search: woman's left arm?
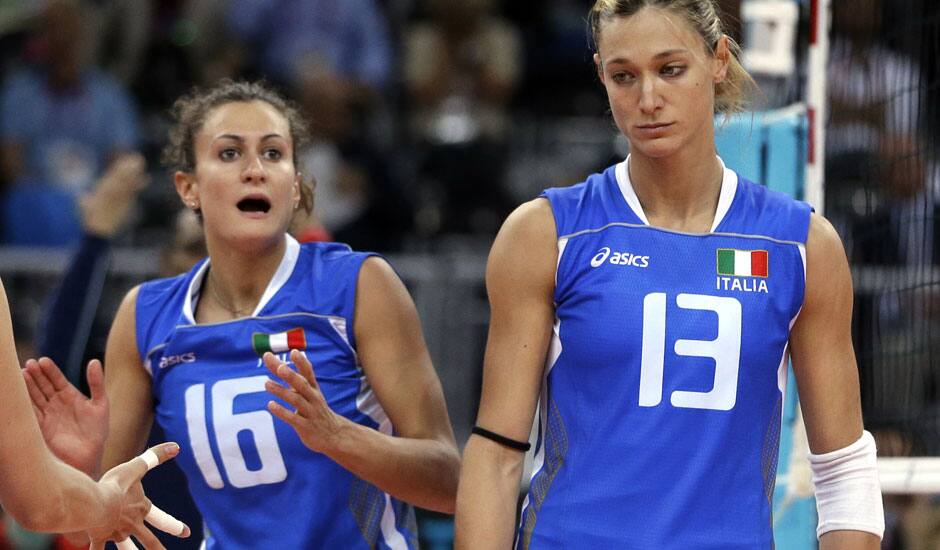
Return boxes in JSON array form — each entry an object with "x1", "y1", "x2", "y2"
[
  {"x1": 265, "y1": 256, "x2": 460, "y2": 513},
  {"x1": 789, "y1": 213, "x2": 882, "y2": 550}
]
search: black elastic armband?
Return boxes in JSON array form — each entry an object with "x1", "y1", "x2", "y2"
[{"x1": 472, "y1": 426, "x2": 531, "y2": 452}]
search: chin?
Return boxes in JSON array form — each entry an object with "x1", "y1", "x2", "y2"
[
  {"x1": 218, "y1": 225, "x2": 287, "y2": 252},
  {"x1": 629, "y1": 138, "x2": 682, "y2": 160}
]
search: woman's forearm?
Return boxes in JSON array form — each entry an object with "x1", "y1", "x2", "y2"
[
  {"x1": 454, "y1": 436, "x2": 525, "y2": 549},
  {"x1": 2, "y1": 450, "x2": 114, "y2": 533},
  {"x1": 325, "y1": 418, "x2": 460, "y2": 513}
]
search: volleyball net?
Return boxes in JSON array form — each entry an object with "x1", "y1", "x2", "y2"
[
  {"x1": 813, "y1": 0, "x2": 940, "y2": 494},
  {"x1": 733, "y1": 0, "x2": 940, "y2": 540}
]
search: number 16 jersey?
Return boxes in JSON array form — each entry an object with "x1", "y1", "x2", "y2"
[
  {"x1": 136, "y1": 236, "x2": 417, "y2": 549},
  {"x1": 518, "y1": 158, "x2": 811, "y2": 549}
]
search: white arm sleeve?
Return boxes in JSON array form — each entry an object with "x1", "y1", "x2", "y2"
[{"x1": 808, "y1": 430, "x2": 885, "y2": 539}]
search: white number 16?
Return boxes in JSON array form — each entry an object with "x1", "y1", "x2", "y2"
[
  {"x1": 184, "y1": 375, "x2": 288, "y2": 489},
  {"x1": 638, "y1": 293, "x2": 742, "y2": 411}
]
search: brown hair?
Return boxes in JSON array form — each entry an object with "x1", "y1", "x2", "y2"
[
  {"x1": 161, "y1": 79, "x2": 314, "y2": 213},
  {"x1": 589, "y1": 0, "x2": 755, "y2": 114}
]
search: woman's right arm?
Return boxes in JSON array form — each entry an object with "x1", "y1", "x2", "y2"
[
  {"x1": 0, "y1": 280, "x2": 174, "y2": 539},
  {"x1": 0, "y1": 278, "x2": 113, "y2": 531},
  {"x1": 454, "y1": 198, "x2": 558, "y2": 549}
]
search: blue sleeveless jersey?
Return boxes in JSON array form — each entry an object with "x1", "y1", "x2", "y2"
[
  {"x1": 136, "y1": 236, "x2": 417, "y2": 549},
  {"x1": 518, "y1": 159, "x2": 811, "y2": 549}
]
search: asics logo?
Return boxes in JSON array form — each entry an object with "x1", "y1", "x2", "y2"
[
  {"x1": 590, "y1": 247, "x2": 650, "y2": 268},
  {"x1": 159, "y1": 352, "x2": 197, "y2": 369}
]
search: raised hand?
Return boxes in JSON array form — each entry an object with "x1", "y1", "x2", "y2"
[
  {"x1": 263, "y1": 350, "x2": 347, "y2": 454},
  {"x1": 22, "y1": 357, "x2": 108, "y2": 474},
  {"x1": 80, "y1": 152, "x2": 148, "y2": 238},
  {"x1": 88, "y1": 442, "x2": 191, "y2": 550}
]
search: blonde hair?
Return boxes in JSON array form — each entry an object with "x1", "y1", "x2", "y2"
[{"x1": 589, "y1": 0, "x2": 756, "y2": 114}]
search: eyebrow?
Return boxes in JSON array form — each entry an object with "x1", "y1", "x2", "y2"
[
  {"x1": 213, "y1": 133, "x2": 285, "y2": 142},
  {"x1": 605, "y1": 49, "x2": 690, "y2": 65}
]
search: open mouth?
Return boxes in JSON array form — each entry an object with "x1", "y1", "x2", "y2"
[{"x1": 237, "y1": 197, "x2": 271, "y2": 213}]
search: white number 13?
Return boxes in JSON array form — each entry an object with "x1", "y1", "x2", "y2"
[{"x1": 638, "y1": 293, "x2": 742, "y2": 411}]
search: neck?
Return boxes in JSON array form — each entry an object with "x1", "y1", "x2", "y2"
[
  {"x1": 628, "y1": 141, "x2": 724, "y2": 233},
  {"x1": 201, "y1": 235, "x2": 288, "y2": 320}
]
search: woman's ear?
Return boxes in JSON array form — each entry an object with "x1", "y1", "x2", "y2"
[
  {"x1": 713, "y1": 35, "x2": 731, "y2": 83},
  {"x1": 175, "y1": 171, "x2": 199, "y2": 210},
  {"x1": 594, "y1": 53, "x2": 606, "y2": 84}
]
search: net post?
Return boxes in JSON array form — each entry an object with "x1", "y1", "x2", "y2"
[{"x1": 805, "y1": 0, "x2": 831, "y2": 214}]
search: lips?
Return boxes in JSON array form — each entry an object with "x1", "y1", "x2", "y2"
[
  {"x1": 236, "y1": 195, "x2": 271, "y2": 214},
  {"x1": 636, "y1": 122, "x2": 673, "y2": 130}
]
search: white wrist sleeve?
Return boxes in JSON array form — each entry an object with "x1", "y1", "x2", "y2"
[{"x1": 808, "y1": 430, "x2": 885, "y2": 540}]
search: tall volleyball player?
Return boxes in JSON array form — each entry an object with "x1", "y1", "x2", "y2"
[
  {"x1": 455, "y1": 1, "x2": 884, "y2": 548},
  {"x1": 25, "y1": 80, "x2": 459, "y2": 549}
]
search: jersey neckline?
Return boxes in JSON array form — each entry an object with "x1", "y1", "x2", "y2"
[
  {"x1": 613, "y1": 155, "x2": 739, "y2": 233},
  {"x1": 182, "y1": 234, "x2": 301, "y2": 324}
]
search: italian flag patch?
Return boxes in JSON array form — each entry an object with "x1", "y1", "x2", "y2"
[
  {"x1": 717, "y1": 249, "x2": 768, "y2": 277},
  {"x1": 252, "y1": 327, "x2": 307, "y2": 356}
]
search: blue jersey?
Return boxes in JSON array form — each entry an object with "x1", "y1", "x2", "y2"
[
  {"x1": 136, "y1": 236, "x2": 417, "y2": 549},
  {"x1": 518, "y1": 159, "x2": 811, "y2": 549}
]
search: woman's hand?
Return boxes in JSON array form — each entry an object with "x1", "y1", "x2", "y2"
[
  {"x1": 88, "y1": 442, "x2": 191, "y2": 550},
  {"x1": 263, "y1": 350, "x2": 347, "y2": 454},
  {"x1": 23, "y1": 357, "x2": 108, "y2": 474}
]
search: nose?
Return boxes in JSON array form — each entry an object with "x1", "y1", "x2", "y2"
[
  {"x1": 638, "y1": 75, "x2": 662, "y2": 115},
  {"x1": 241, "y1": 153, "x2": 266, "y2": 184}
]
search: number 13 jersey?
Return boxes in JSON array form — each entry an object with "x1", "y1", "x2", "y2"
[
  {"x1": 518, "y1": 158, "x2": 811, "y2": 549},
  {"x1": 136, "y1": 236, "x2": 417, "y2": 549}
]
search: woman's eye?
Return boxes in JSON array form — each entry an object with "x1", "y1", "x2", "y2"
[
  {"x1": 662, "y1": 65, "x2": 685, "y2": 77},
  {"x1": 263, "y1": 149, "x2": 283, "y2": 161},
  {"x1": 612, "y1": 72, "x2": 633, "y2": 84},
  {"x1": 219, "y1": 148, "x2": 239, "y2": 160}
]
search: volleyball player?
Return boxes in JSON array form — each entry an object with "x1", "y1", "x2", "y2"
[
  {"x1": 25, "y1": 80, "x2": 459, "y2": 548},
  {"x1": 455, "y1": 1, "x2": 883, "y2": 548},
  {"x1": 0, "y1": 279, "x2": 187, "y2": 548}
]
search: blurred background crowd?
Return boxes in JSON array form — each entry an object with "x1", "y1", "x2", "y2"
[{"x1": 0, "y1": 0, "x2": 939, "y2": 548}]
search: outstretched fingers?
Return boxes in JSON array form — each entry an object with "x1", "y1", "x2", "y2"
[
  {"x1": 262, "y1": 351, "x2": 318, "y2": 403},
  {"x1": 267, "y1": 400, "x2": 312, "y2": 436},
  {"x1": 264, "y1": 376, "x2": 306, "y2": 412},
  {"x1": 24, "y1": 359, "x2": 57, "y2": 401},
  {"x1": 145, "y1": 504, "x2": 191, "y2": 538},
  {"x1": 85, "y1": 359, "x2": 107, "y2": 403},
  {"x1": 132, "y1": 524, "x2": 168, "y2": 549},
  {"x1": 36, "y1": 356, "x2": 72, "y2": 391},
  {"x1": 22, "y1": 367, "x2": 49, "y2": 409},
  {"x1": 261, "y1": 352, "x2": 283, "y2": 378},
  {"x1": 124, "y1": 442, "x2": 182, "y2": 482},
  {"x1": 291, "y1": 349, "x2": 318, "y2": 388}
]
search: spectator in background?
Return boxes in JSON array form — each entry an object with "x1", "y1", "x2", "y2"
[
  {"x1": 293, "y1": 82, "x2": 414, "y2": 252},
  {"x1": 825, "y1": 0, "x2": 923, "y2": 237},
  {"x1": 86, "y1": 0, "x2": 153, "y2": 86},
  {"x1": 224, "y1": 0, "x2": 412, "y2": 251},
  {"x1": 0, "y1": 0, "x2": 139, "y2": 246},
  {"x1": 825, "y1": 0, "x2": 935, "y2": 416},
  {"x1": 37, "y1": 153, "x2": 148, "y2": 385},
  {"x1": 225, "y1": 0, "x2": 392, "y2": 112},
  {"x1": 404, "y1": 0, "x2": 522, "y2": 236}
]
